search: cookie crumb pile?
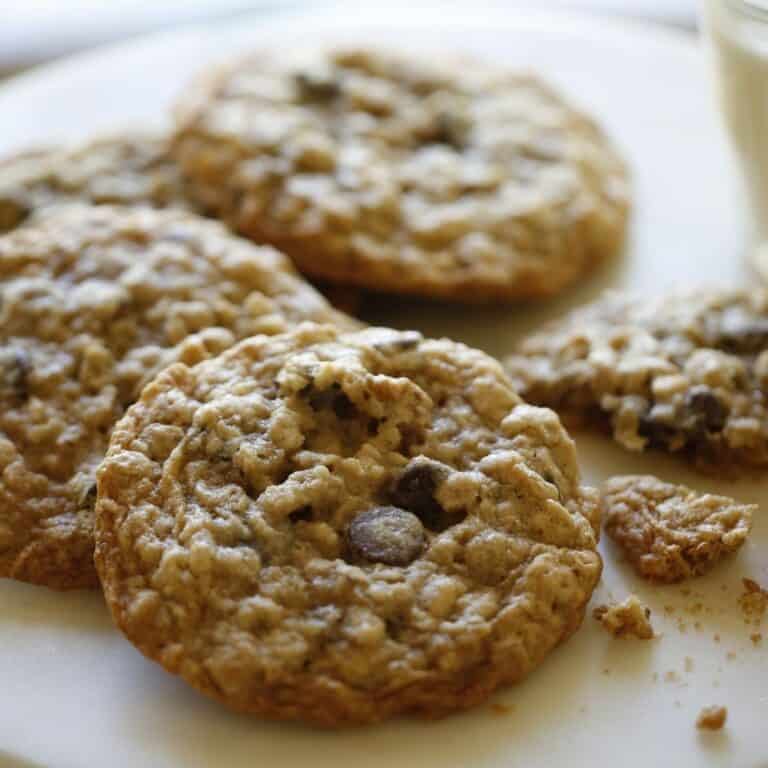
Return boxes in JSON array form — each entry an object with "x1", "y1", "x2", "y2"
[
  {"x1": 96, "y1": 324, "x2": 602, "y2": 725},
  {"x1": 593, "y1": 595, "x2": 654, "y2": 639},
  {"x1": 600, "y1": 475, "x2": 753, "y2": 583}
]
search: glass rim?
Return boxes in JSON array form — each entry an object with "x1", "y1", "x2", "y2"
[{"x1": 727, "y1": 0, "x2": 768, "y2": 22}]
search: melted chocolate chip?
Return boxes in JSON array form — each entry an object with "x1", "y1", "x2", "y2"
[
  {"x1": 638, "y1": 413, "x2": 677, "y2": 448},
  {"x1": 289, "y1": 505, "x2": 313, "y2": 523},
  {"x1": 78, "y1": 483, "x2": 98, "y2": 510},
  {"x1": 346, "y1": 506, "x2": 425, "y2": 566},
  {"x1": 3, "y1": 348, "x2": 31, "y2": 402},
  {"x1": 391, "y1": 458, "x2": 465, "y2": 532},
  {"x1": 294, "y1": 71, "x2": 341, "y2": 101},
  {"x1": 306, "y1": 385, "x2": 359, "y2": 420},
  {"x1": 686, "y1": 386, "x2": 727, "y2": 432},
  {"x1": 398, "y1": 424, "x2": 425, "y2": 454},
  {"x1": 0, "y1": 198, "x2": 30, "y2": 233},
  {"x1": 430, "y1": 111, "x2": 468, "y2": 149}
]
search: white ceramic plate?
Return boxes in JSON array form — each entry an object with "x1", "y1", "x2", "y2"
[{"x1": 0, "y1": 7, "x2": 765, "y2": 768}]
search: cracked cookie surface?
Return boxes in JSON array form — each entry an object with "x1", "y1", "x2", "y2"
[
  {"x1": 95, "y1": 323, "x2": 602, "y2": 725},
  {"x1": 172, "y1": 47, "x2": 629, "y2": 302},
  {"x1": 506, "y1": 289, "x2": 768, "y2": 471},
  {"x1": 0, "y1": 134, "x2": 190, "y2": 233},
  {"x1": 0, "y1": 204, "x2": 356, "y2": 589},
  {"x1": 601, "y1": 475, "x2": 753, "y2": 583}
]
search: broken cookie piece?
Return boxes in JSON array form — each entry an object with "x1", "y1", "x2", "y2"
[
  {"x1": 696, "y1": 705, "x2": 727, "y2": 731},
  {"x1": 505, "y1": 289, "x2": 768, "y2": 471},
  {"x1": 601, "y1": 475, "x2": 754, "y2": 583},
  {"x1": 593, "y1": 594, "x2": 655, "y2": 639}
]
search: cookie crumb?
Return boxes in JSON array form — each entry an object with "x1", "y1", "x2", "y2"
[
  {"x1": 665, "y1": 670, "x2": 680, "y2": 683},
  {"x1": 684, "y1": 656, "x2": 695, "y2": 673},
  {"x1": 593, "y1": 595, "x2": 655, "y2": 639},
  {"x1": 600, "y1": 476, "x2": 754, "y2": 583},
  {"x1": 713, "y1": 633, "x2": 721, "y2": 643},
  {"x1": 726, "y1": 651, "x2": 737, "y2": 661},
  {"x1": 696, "y1": 705, "x2": 727, "y2": 731},
  {"x1": 738, "y1": 578, "x2": 768, "y2": 625},
  {"x1": 750, "y1": 632, "x2": 762, "y2": 646}
]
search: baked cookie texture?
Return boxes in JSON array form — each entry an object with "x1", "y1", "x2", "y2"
[
  {"x1": 506, "y1": 289, "x2": 768, "y2": 471},
  {"x1": 0, "y1": 205, "x2": 357, "y2": 590},
  {"x1": 172, "y1": 47, "x2": 629, "y2": 302},
  {"x1": 601, "y1": 475, "x2": 753, "y2": 584},
  {"x1": 96, "y1": 323, "x2": 602, "y2": 726},
  {"x1": 0, "y1": 134, "x2": 189, "y2": 233},
  {"x1": 0, "y1": 133, "x2": 363, "y2": 317}
]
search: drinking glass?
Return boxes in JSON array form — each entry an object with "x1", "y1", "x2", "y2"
[{"x1": 702, "y1": 0, "x2": 768, "y2": 277}]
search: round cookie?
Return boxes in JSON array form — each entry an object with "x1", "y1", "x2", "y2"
[
  {"x1": 505, "y1": 289, "x2": 768, "y2": 471},
  {"x1": 95, "y1": 323, "x2": 602, "y2": 726},
  {"x1": 0, "y1": 133, "x2": 364, "y2": 317},
  {"x1": 0, "y1": 134, "x2": 189, "y2": 233},
  {"x1": 172, "y1": 47, "x2": 630, "y2": 302},
  {"x1": 0, "y1": 204, "x2": 357, "y2": 590}
]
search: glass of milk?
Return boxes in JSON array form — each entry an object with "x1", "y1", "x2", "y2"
[{"x1": 702, "y1": 0, "x2": 768, "y2": 277}]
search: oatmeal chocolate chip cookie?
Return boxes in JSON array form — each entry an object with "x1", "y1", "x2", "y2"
[
  {"x1": 172, "y1": 47, "x2": 629, "y2": 302},
  {"x1": 506, "y1": 289, "x2": 768, "y2": 470},
  {"x1": 0, "y1": 134, "x2": 190, "y2": 233},
  {"x1": 601, "y1": 475, "x2": 754, "y2": 583},
  {"x1": 95, "y1": 323, "x2": 602, "y2": 726},
  {"x1": 0, "y1": 205, "x2": 357, "y2": 590},
  {"x1": 0, "y1": 134, "x2": 364, "y2": 317}
]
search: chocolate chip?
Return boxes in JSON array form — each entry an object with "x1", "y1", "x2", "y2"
[
  {"x1": 367, "y1": 417, "x2": 381, "y2": 435},
  {"x1": 78, "y1": 483, "x2": 98, "y2": 509},
  {"x1": 346, "y1": 506, "x2": 425, "y2": 566},
  {"x1": 637, "y1": 413, "x2": 677, "y2": 448},
  {"x1": 398, "y1": 424, "x2": 425, "y2": 454},
  {"x1": 0, "y1": 197, "x2": 31, "y2": 233},
  {"x1": 2, "y1": 348, "x2": 31, "y2": 402},
  {"x1": 391, "y1": 457, "x2": 465, "y2": 532},
  {"x1": 430, "y1": 111, "x2": 469, "y2": 148},
  {"x1": 331, "y1": 392, "x2": 357, "y2": 419},
  {"x1": 289, "y1": 505, "x2": 313, "y2": 523},
  {"x1": 686, "y1": 386, "x2": 727, "y2": 432},
  {"x1": 306, "y1": 385, "x2": 358, "y2": 420},
  {"x1": 714, "y1": 308, "x2": 768, "y2": 355},
  {"x1": 294, "y1": 71, "x2": 341, "y2": 101}
]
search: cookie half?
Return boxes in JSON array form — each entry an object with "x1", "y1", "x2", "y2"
[
  {"x1": 172, "y1": 47, "x2": 630, "y2": 302},
  {"x1": 506, "y1": 289, "x2": 768, "y2": 471},
  {"x1": 0, "y1": 134, "x2": 189, "y2": 233},
  {"x1": 96, "y1": 323, "x2": 602, "y2": 725},
  {"x1": 0, "y1": 205, "x2": 357, "y2": 589},
  {"x1": 601, "y1": 475, "x2": 754, "y2": 583}
]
